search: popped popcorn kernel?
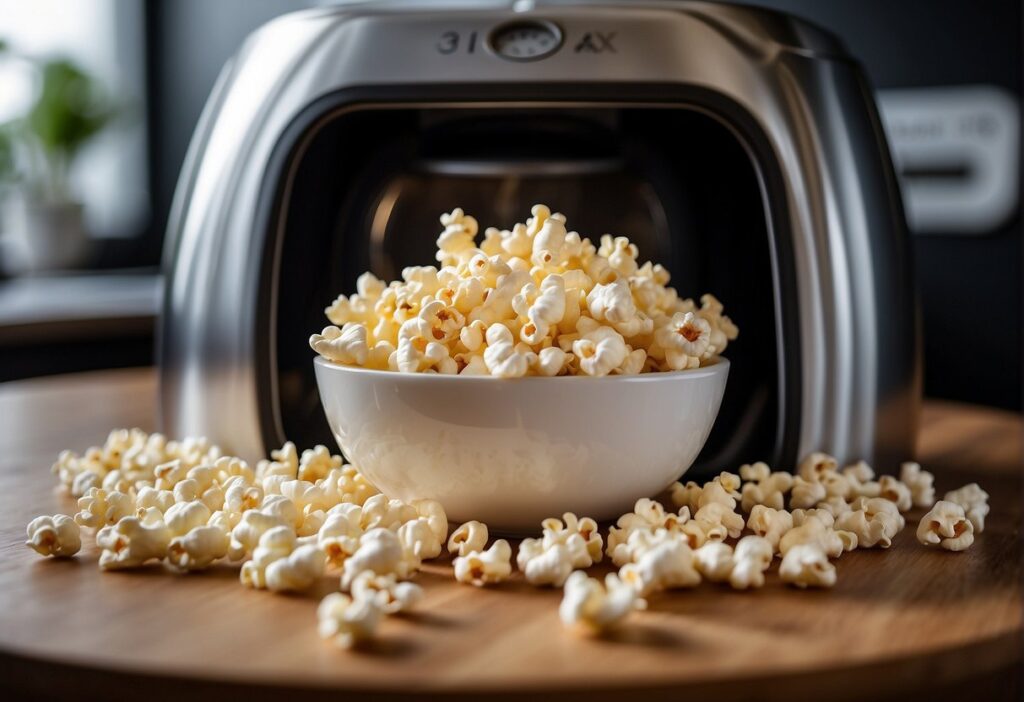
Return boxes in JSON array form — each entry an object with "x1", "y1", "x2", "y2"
[
  {"x1": 943, "y1": 483, "x2": 989, "y2": 533},
  {"x1": 729, "y1": 535, "x2": 773, "y2": 590},
  {"x1": 693, "y1": 542, "x2": 734, "y2": 583},
  {"x1": 835, "y1": 497, "x2": 904, "y2": 549},
  {"x1": 351, "y1": 571, "x2": 423, "y2": 614},
  {"x1": 318, "y1": 592, "x2": 382, "y2": 649},
  {"x1": 779, "y1": 543, "x2": 837, "y2": 588},
  {"x1": 447, "y1": 520, "x2": 488, "y2": 557},
  {"x1": 453, "y1": 539, "x2": 512, "y2": 586},
  {"x1": 619, "y1": 538, "x2": 700, "y2": 596},
  {"x1": 917, "y1": 500, "x2": 975, "y2": 551},
  {"x1": 26, "y1": 514, "x2": 81, "y2": 558},
  {"x1": 899, "y1": 462, "x2": 936, "y2": 509},
  {"x1": 560, "y1": 571, "x2": 646, "y2": 635}
]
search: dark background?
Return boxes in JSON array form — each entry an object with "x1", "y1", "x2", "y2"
[{"x1": 4, "y1": 0, "x2": 1022, "y2": 411}]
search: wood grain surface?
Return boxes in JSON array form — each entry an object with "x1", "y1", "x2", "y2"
[{"x1": 0, "y1": 369, "x2": 1020, "y2": 702}]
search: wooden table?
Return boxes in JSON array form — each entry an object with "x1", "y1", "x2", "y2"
[{"x1": 0, "y1": 369, "x2": 1020, "y2": 701}]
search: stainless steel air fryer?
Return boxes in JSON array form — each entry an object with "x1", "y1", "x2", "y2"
[{"x1": 160, "y1": 0, "x2": 921, "y2": 474}]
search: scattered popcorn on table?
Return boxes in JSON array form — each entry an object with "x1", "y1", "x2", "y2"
[
  {"x1": 96, "y1": 516, "x2": 171, "y2": 570},
  {"x1": 943, "y1": 483, "x2": 989, "y2": 533},
  {"x1": 899, "y1": 462, "x2": 936, "y2": 509},
  {"x1": 167, "y1": 525, "x2": 230, "y2": 572},
  {"x1": 779, "y1": 515, "x2": 857, "y2": 559},
  {"x1": 878, "y1": 475, "x2": 913, "y2": 512},
  {"x1": 447, "y1": 520, "x2": 488, "y2": 557},
  {"x1": 560, "y1": 571, "x2": 647, "y2": 635},
  {"x1": 351, "y1": 571, "x2": 424, "y2": 614},
  {"x1": 834, "y1": 497, "x2": 905, "y2": 549},
  {"x1": 310, "y1": 205, "x2": 737, "y2": 377},
  {"x1": 318, "y1": 592, "x2": 382, "y2": 649},
  {"x1": 746, "y1": 505, "x2": 794, "y2": 552},
  {"x1": 26, "y1": 514, "x2": 81, "y2": 558},
  {"x1": 619, "y1": 538, "x2": 700, "y2": 596},
  {"x1": 23, "y1": 427, "x2": 996, "y2": 651},
  {"x1": 739, "y1": 461, "x2": 793, "y2": 512},
  {"x1": 341, "y1": 528, "x2": 411, "y2": 590},
  {"x1": 454, "y1": 539, "x2": 512, "y2": 586},
  {"x1": 779, "y1": 543, "x2": 837, "y2": 588},
  {"x1": 917, "y1": 501, "x2": 975, "y2": 551},
  {"x1": 693, "y1": 542, "x2": 734, "y2": 583},
  {"x1": 729, "y1": 535, "x2": 773, "y2": 590}
]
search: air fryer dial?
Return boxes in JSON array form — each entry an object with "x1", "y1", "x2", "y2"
[{"x1": 488, "y1": 20, "x2": 563, "y2": 61}]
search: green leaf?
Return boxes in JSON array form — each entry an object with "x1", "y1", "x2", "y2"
[{"x1": 26, "y1": 58, "x2": 115, "y2": 160}]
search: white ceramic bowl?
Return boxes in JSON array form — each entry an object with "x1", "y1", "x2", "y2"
[{"x1": 314, "y1": 356, "x2": 729, "y2": 533}]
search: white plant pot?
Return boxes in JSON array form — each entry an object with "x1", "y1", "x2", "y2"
[{"x1": 1, "y1": 194, "x2": 89, "y2": 275}]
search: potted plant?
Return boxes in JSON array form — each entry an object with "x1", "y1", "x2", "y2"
[{"x1": 0, "y1": 43, "x2": 116, "y2": 275}]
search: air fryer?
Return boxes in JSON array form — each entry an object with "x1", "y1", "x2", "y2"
[{"x1": 161, "y1": 2, "x2": 920, "y2": 475}]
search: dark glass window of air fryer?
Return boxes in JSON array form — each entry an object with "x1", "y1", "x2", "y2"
[{"x1": 274, "y1": 106, "x2": 779, "y2": 478}]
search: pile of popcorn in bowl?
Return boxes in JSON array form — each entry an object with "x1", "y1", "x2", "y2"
[{"x1": 309, "y1": 204, "x2": 737, "y2": 377}]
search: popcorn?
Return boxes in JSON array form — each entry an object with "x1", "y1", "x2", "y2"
[
  {"x1": 729, "y1": 535, "x2": 773, "y2": 590},
  {"x1": 360, "y1": 495, "x2": 419, "y2": 532},
  {"x1": 669, "y1": 480, "x2": 703, "y2": 513},
  {"x1": 167, "y1": 525, "x2": 230, "y2": 572},
  {"x1": 619, "y1": 539, "x2": 700, "y2": 596},
  {"x1": 96, "y1": 517, "x2": 172, "y2": 570},
  {"x1": 790, "y1": 476, "x2": 827, "y2": 509},
  {"x1": 739, "y1": 461, "x2": 793, "y2": 512},
  {"x1": 310, "y1": 206, "x2": 736, "y2": 376},
  {"x1": 943, "y1": 483, "x2": 989, "y2": 533},
  {"x1": 693, "y1": 542, "x2": 734, "y2": 583},
  {"x1": 398, "y1": 517, "x2": 443, "y2": 561},
  {"x1": 540, "y1": 513, "x2": 603, "y2": 566},
  {"x1": 318, "y1": 506, "x2": 363, "y2": 569},
  {"x1": 779, "y1": 515, "x2": 857, "y2": 558},
  {"x1": 746, "y1": 505, "x2": 794, "y2": 552},
  {"x1": 797, "y1": 452, "x2": 838, "y2": 482},
  {"x1": 692, "y1": 502, "x2": 744, "y2": 540},
  {"x1": 229, "y1": 507, "x2": 289, "y2": 561},
  {"x1": 779, "y1": 543, "x2": 836, "y2": 588},
  {"x1": 654, "y1": 311, "x2": 710, "y2": 370},
  {"x1": 560, "y1": 571, "x2": 646, "y2": 635},
  {"x1": 26, "y1": 514, "x2": 81, "y2": 557},
  {"x1": 878, "y1": 475, "x2": 913, "y2": 512},
  {"x1": 298, "y1": 445, "x2": 342, "y2": 482},
  {"x1": 483, "y1": 323, "x2": 534, "y2": 378},
  {"x1": 257, "y1": 442, "x2": 299, "y2": 481},
  {"x1": 29, "y1": 428, "x2": 995, "y2": 655},
  {"x1": 453, "y1": 539, "x2": 512, "y2": 586},
  {"x1": 411, "y1": 499, "x2": 448, "y2": 545},
  {"x1": 265, "y1": 544, "x2": 326, "y2": 592},
  {"x1": 899, "y1": 462, "x2": 936, "y2": 509},
  {"x1": 607, "y1": 499, "x2": 692, "y2": 560},
  {"x1": 517, "y1": 540, "x2": 575, "y2": 587},
  {"x1": 447, "y1": 520, "x2": 488, "y2": 557},
  {"x1": 350, "y1": 571, "x2": 423, "y2": 614},
  {"x1": 240, "y1": 525, "x2": 297, "y2": 589},
  {"x1": 318, "y1": 592, "x2": 382, "y2": 649},
  {"x1": 842, "y1": 461, "x2": 881, "y2": 498},
  {"x1": 572, "y1": 323, "x2": 628, "y2": 377},
  {"x1": 75, "y1": 488, "x2": 134, "y2": 529},
  {"x1": 835, "y1": 498, "x2": 905, "y2": 548},
  {"x1": 341, "y1": 528, "x2": 410, "y2": 590},
  {"x1": 917, "y1": 500, "x2": 975, "y2": 551}
]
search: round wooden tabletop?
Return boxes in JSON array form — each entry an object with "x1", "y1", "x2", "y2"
[{"x1": 0, "y1": 369, "x2": 1020, "y2": 701}]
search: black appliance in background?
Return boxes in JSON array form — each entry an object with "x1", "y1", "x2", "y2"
[{"x1": 744, "y1": 0, "x2": 1022, "y2": 410}]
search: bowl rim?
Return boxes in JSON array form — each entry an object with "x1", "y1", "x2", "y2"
[{"x1": 313, "y1": 354, "x2": 729, "y2": 384}]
